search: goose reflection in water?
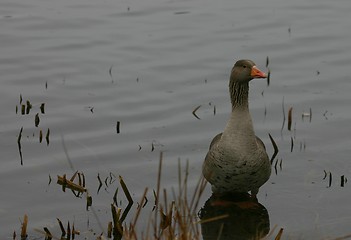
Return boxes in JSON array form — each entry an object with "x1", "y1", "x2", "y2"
[{"x1": 199, "y1": 192, "x2": 270, "y2": 240}]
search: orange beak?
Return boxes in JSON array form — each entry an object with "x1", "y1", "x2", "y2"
[{"x1": 251, "y1": 66, "x2": 267, "y2": 78}]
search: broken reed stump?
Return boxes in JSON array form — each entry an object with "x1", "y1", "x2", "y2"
[
  {"x1": 109, "y1": 204, "x2": 123, "y2": 239},
  {"x1": 20, "y1": 214, "x2": 28, "y2": 240},
  {"x1": 57, "y1": 174, "x2": 87, "y2": 193}
]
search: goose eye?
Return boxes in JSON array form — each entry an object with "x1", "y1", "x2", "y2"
[{"x1": 242, "y1": 65, "x2": 247, "y2": 69}]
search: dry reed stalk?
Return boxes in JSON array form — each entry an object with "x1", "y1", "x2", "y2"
[
  {"x1": 119, "y1": 175, "x2": 133, "y2": 204},
  {"x1": 274, "y1": 228, "x2": 284, "y2": 240},
  {"x1": 20, "y1": 214, "x2": 28, "y2": 240},
  {"x1": 111, "y1": 204, "x2": 123, "y2": 238},
  {"x1": 132, "y1": 188, "x2": 149, "y2": 227}
]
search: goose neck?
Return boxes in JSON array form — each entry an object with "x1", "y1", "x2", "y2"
[{"x1": 230, "y1": 81, "x2": 249, "y2": 110}]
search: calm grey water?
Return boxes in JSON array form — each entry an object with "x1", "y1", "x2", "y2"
[{"x1": 1, "y1": 0, "x2": 351, "y2": 238}]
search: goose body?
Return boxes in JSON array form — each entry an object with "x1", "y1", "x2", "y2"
[{"x1": 202, "y1": 59, "x2": 271, "y2": 195}]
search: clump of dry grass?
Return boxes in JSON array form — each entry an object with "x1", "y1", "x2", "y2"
[
  {"x1": 15, "y1": 150, "x2": 290, "y2": 240},
  {"x1": 14, "y1": 151, "x2": 309, "y2": 240},
  {"x1": 114, "y1": 152, "x2": 207, "y2": 240},
  {"x1": 15, "y1": 151, "x2": 285, "y2": 240}
]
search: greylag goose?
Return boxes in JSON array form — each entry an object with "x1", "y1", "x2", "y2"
[{"x1": 202, "y1": 59, "x2": 271, "y2": 196}]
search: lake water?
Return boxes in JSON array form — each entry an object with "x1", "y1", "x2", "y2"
[{"x1": 1, "y1": 0, "x2": 351, "y2": 239}]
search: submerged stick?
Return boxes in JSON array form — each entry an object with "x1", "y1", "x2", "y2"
[
  {"x1": 40, "y1": 103, "x2": 45, "y2": 114},
  {"x1": 309, "y1": 107, "x2": 312, "y2": 122},
  {"x1": 39, "y1": 130, "x2": 43, "y2": 143},
  {"x1": 109, "y1": 65, "x2": 114, "y2": 83},
  {"x1": 26, "y1": 101, "x2": 32, "y2": 114},
  {"x1": 57, "y1": 218, "x2": 66, "y2": 237},
  {"x1": 35, "y1": 113, "x2": 40, "y2": 127},
  {"x1": 113, "y1": 188, "x2": 118, "y2": 206},
  {"x1": 281, "y1": 97, "x2": 286, "y2": 132},
  {"x1": 45, "y1": 128, "x2": 50, "y2": 145},
  {"x1": 66, "y1": 221, "x2": 71, "y2": 240},
  {"x1": 274, "y1": 159, "x2": 279, "y2": 175},
  {"x1": 279, "y1": 159, "x2": 283, "y2": 170},
  {"x1": 341, "y1": 175, "x2": 346, "y2": 187},
  {"x1": 288, "y1": 107, "x2": 293, "y2": 131},
  {"x1": 266, "y1": 56, "x2": 271, "y2": 86},
  {"x1": 192, "y1": 105, "x2": 201, "y2": 120},
  {"x1": 21, "y1": 104, "x2": 25, "y2": 115},
  {"x1": 268, "y1": 133, "x2": 279, "y2": 164},
  {"x1": 86, "y1": 193, "x2": 92, "y2": 210},
  {"x1": 17, "y1": 127, "x2": 23, "y2": 165},
  {"x1": 97, "y1": 174, "x2": 103, "y2": 194},
  {"x1": 323, "y1": 170, "x2": 328, "y2": 180},
  {"x1": 44, "y1": 227, "x2": 52, "y2": 239},
  {"x1": 116, "y1": 121, "x2": 120, "y2": 134}
]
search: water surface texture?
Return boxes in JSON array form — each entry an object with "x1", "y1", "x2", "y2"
[{"x1": 1, "y1": 0, "x2": 351, "y2": 238}]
